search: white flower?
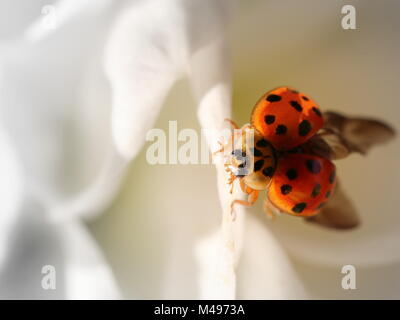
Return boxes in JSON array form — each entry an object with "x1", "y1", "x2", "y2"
[
  {"x1": 0, "y1": 0, "x2": 120, "y2": 299},
  {"x1": 0, "y1": 0, "x2": 399, "y2": 299}
]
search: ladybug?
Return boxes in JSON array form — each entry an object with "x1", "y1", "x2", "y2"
[
  {"x1": 216, "y1": 87, "x2": 337, "y2": 219},
  {"x1": 216, "y1": 86, "x2": 394, "y2": 227}
]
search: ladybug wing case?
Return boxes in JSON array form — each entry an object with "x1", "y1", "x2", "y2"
[
  {"x1": 267, "y1": 153, "x2": 336, "y2": 217},
  {"x1": 251, "y1": 86, "x2": 324, "y2": 151}
]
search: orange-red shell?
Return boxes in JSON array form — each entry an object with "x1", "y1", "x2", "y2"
[
  {"x1": 251, "y1": 86, "x2": 324, "y2": 151},
  {"x1": 267, "y1": 153, "x2": 336, "y2": 217}
]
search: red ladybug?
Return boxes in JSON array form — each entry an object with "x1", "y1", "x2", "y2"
[{"x1": 217, "y1": 86, "x2": 394, "y2": 227}]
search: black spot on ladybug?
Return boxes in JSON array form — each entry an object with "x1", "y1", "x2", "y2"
[
  {"x1": 262, "y1": 166, "x2": 274, "y2": 177},
  {"x1": 325, "y1": 190, "x2": 331, "y2": 198},
  {"x1": 264, "y1": 115, "x2": 275, "y2": 125},
  {"x1": 254, "y1": 159, "x2": 264, "y2": 171},
  {"x1": 286, "y1": 168, "x2": 298, "y2": 180},
  {"x1": 251, "y1": 147, "x2": 263, "y2": 157},
  {"x1": 281, "y1": 184, "x2": 292, "y2": 195},
  {"x1": 292, "y1": 202, "x2": 307, "y2": 213},
  {"x1": 256, "y1": 139, "x2": 269, "y2": 148},
  {"x1": 317, "y1": 202, "x2": 326, "y2": 209},
  {"x1": 298, "y1": 120, "x2": 312, "y2": 136},
  {"x1": 311, "y1": 183, "x2": 321, "y2": 198},
  {"x1": 312, "y1": 106, "x2": 322, "y2": 117},
  {"x1": 305, "y1": 159, "x2": 322, "y2": 174},
  {"x1": 329, "y1": 170, "x2": 336, "y2": 183},
  {"x1": 266, "y1": 94, "x2": 281, "y2": 102},
  {"x1": 301, "y1": 96, "x2": 309, "y2": 101},
  {"x1": 275, "y1": 124, "x2": 287, "y2": 135},
  {"x1": 290, "y1": 100, "x2": 303, "y2": 112}
]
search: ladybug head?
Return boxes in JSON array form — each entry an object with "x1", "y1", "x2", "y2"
[{"x1": 224, "y1": 130, "x2": 277, "y2": 190}]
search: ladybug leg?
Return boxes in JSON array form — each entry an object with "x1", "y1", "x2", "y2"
[
  {"x1": 231, "y1": 176, "x2": 251, "y2": 198},
  {"x1": 212, "y1": 121, "x2": 237, "y2": 156},
  {"x1": 239, "y1": 178, "x2": 248, "y2": 194},
  {"x1": 213, "y1": 138, "x2": 236, "y2": 156},
  {"x1": 213, "y1": 122, "x2": 253, "y2": 156},
  {"x1": 212, "y1": 130, "x2": 238, "y2": 156},
  {"x1": 212, "y1": 140, "x2": 225, "y2": 156},
  {"x1": 224, "y1": 118, "x2": 254, "y2": 132},
  {"x1": 227, "y1": 172, "x2": 237, "y2": 194},
  {"x1": 230, "y1": 189, "x2": 259, "y2": 220},
  {"x1": 224, "y1": 120, "x2": 251, "y2": 150},
  {"x1": 241, "y1": 124, "x2": 253, "y2": 132},
  {"x1": 263, "y1": 197, "x2": 278, "y2": 220},
  {"x1": 224, "y1": 118, "x2": 240, "y2": 129}
]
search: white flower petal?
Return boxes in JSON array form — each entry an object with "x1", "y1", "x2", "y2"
[
  {"x1": 237, "y1": 213, "x2": 307, "y2": 299},
  {"x1": 0, "y1": 0, "x2": 47, "y2": 42},
  {"x1": 184, "y1": 1, "x2": 247, "y2": 299},
  {"x1": 0, "y1": 1, "x2": 122, "y2": 299},
  {"x1": 61, "y1": 221, "x2": 120, "y2": 299},
  {"x1": 25, "y1": 0, "x2": 113, "y2": 42},
  {"x1": 105, "y1": 0, "x2": 186, "y2": 160},
  {"x1": 0, "y1": 2, "x2": 125, "y2": 221},
  {"x1": 189, "y1": 37, "x2": 239, "y2": 300},
  {"x1": 105, "y1": 0, "x2": 237, "y2": 160},
  {"x1": 0, "y1": 200, "x2": 119, "y2": 299},
  {"x1": 267, "y1": 215, "x2": 400, "y2": 268}
]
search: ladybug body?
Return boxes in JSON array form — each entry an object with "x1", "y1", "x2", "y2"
[
  {"x1": 221, "y1": 86, "x2": 336, "y2": 217},
  {"x1": 267, "y1": 153, "x2": 336, "y2": 217}
]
